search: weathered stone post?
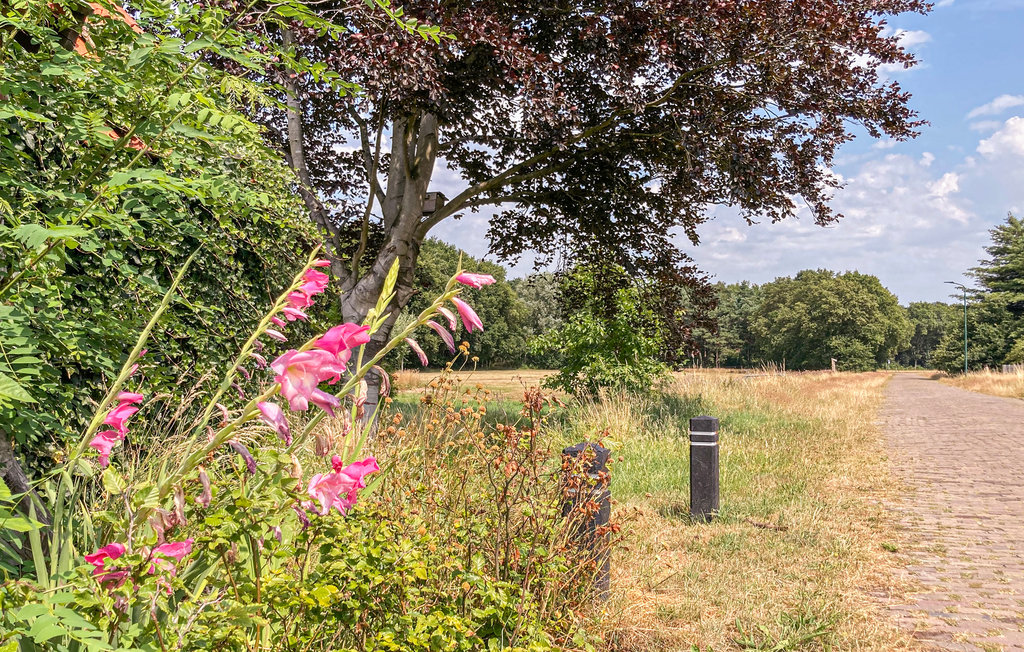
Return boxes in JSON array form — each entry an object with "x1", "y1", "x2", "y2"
[{"x1": 561, "y1": 441, "x2": 611, "y2": 599}]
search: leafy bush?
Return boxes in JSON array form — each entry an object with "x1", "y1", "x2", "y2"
[{"x1": 0, "y1": 256, "x2": 604, "y2": 651}]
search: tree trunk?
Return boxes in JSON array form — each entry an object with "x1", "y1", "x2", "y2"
[{"x1": 0, "y1": 427, "x2": 32, "y2": 497}]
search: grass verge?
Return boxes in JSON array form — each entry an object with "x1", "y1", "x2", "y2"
[
  {"x1": 938, "y1": 369, "x2": 1024, "y2": 400},
  {"x1": 590, "y1": 371, "x2": 913, "y2": 651}
]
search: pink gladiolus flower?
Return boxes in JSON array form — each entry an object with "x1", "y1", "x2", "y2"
[
  {"x1": 405, "y1": 338, "x2": 428, "y2": 366},
  {"x1": 286, "y1": 291, "x2": 314, "y2": 310},
  {"x1": 271, "y1": 349, "x2": 346, "y2": 411},
  {"x1": 117, "y1": 391, "x2": 144, "y2": 404},
  {"x1": 283, "y1": 307, "x2": 308, "y2": 322},
  {"x1": 312, "y1": 259, "x2": 331, "y2": 267},
  {"x1": 451, "y1": 297, "x2": 484, "y2": 333},
  {"x1": 426, "y1": 320, "x2": 456, "y2": 353},
  {"x1": 258, "y1": 401, "x2": 291, "y2": 445},
  {"x1": 301, "y1": 268, "x2": 329, "y2": 293},
  {"x1": 455, "y1": 273, "x2": 496, "y2": 289},
  {"x1": 103, "y1": 402, "x2": 139, "y2": 435},
  {"x1": 270, "y1": 316, "x2": 287, "y2": 328},
  {"x1": 89, "y1": 429, "x2": 123, "y2": 467},
  {"x1": 216, "y1": 403, "x2": 230, "y2": 425},
  {"x1": 85, "y1": 543, "x2": 129, "y2": 589},
  {"x1": 437, "y1": 306, "x2": 458, "y2": 331},
  {"x1": 265, "y1": 328, "x2": 287, "y2": 342},
  {"x1": 249, "y1": 351, "x2": 268, "y2": 368},
  {"x1": 315, "y1": 323, "x2": 371, "y2": 359},
  {"x1": 306, "y1": 456, "x2": 379, "y2": 516}
]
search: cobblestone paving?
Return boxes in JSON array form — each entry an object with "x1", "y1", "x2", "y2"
[{"x1": 881, "y1": 374, "x2": 1024, "y2": 651}]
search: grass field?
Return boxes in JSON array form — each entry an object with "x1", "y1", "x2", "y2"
[
  {"x1": 938, "y1": 368, "x2": 1024, "y2": 400},
  {"x1": 392, "y1": 368, "x2": 913, "y2": 651}
]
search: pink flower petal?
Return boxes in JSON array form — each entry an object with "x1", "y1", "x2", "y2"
[
  {"x1": 425, "y1": 320, "x2": 456, "y2": 353},
  {"x1": 265, "y1": 328, "x2": 287, "y2": 342},
  {"x1": 455, "y1": 273, "x2": 496, "y2": 289},
  {"x1": 257, "y1": 401, "x2": 291, "y2": 445},
  {"x1": 270, "y1": 316, "x2": 287, "y2": 328},
  {"x1": 437, "y1": 306, "x2": 457, "y2": 331},
  {"x1": 117, "y1": 391, "x2": 144, "y2": 405},
  {"x1": 283, "y1": 307, "x2": 308, "y2": 322},
  {"x1": 405, "y1": 338, "x2": 428, "y2": 366},
  {"x1": 312, "y1": 259, "x2": 331, "y2": 267},
  {"x1": 451, "y1": 297, "x2": 484, "y2": 333},
  {"x1": 315, "y1": 323, "x2": 371, "y2": 358},
  {"x1": 89, "y1": 429, "x2": 123, "y2": 467}
]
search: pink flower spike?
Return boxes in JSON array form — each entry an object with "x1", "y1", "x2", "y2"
[
  {"x1": 437, "y1": 306, "x2": 457, "y2": 331},
  {"x1": 455, "y1": 273, "x2": 496, "y2": 289},
  {"x1": 312, "y1": 259, "x2": 331, "y2": 267},
  {"x1": 315, "y1": 323, "x2": 371, "y2": 358},
  {"x1": 310, "y1": 388, "x2": 340, "y2": 417},
  {"x1": 249, "y1": 351, "x2": 268, "y2": 368},
  {"x1": 117, "y1": 391, "x2": 144, "y2": 405},
  {"x1": 258, "y1": 401, "x2": 291, "y2": 445},
  {"x1": 265, "y1": 328, "x2": 287, "y2": 342},
  {"x1": 451, "y1": 297, "x2": 484, "y2": 333},
  {"x1": 283, "y1": 307, "x2": 308, "y2": 322},
  {"x1": 270, "y1": 316, "x2": 287, "y2": 328},
  {"x1": 426, "y1": 320, "x2": 456, "y2": 353},
  {"x1": 405, "y1": 338, "x2": 428, "y2": 366}
]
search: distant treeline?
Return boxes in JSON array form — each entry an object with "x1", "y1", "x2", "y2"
[{"x1": 405, "y1": 214, "x2": 1024, "y2": 373}]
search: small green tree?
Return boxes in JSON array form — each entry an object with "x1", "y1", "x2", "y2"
[{"x1": 538, "y1": 263, "x2": 668, "y2": 398}]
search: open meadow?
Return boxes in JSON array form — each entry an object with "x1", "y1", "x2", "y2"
[{"x1": 393, "y1": 368, "x2": 914, "y2": 651}]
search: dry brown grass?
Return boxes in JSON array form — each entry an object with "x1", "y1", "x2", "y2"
[
  {"x1": 392, "y1": 367, "x2": 557, "y2": 399},
  {"x1": 592, "y1": 372, "x2": 915, "y2": 651},
  {"x1": 939, "y1": 369, "x2": 1024, "y2": 400}
]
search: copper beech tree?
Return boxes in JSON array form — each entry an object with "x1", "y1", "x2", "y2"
[{"x1": 236, "y1": 0, "x2": 928, "y2": 348}]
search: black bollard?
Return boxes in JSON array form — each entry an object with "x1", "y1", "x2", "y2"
[
  {"x1": 561, "y1": 441, "x2": 611, "y2": 599},
  {"x1": 689, "y1": 416, "x2": 720, "y2": 522}
]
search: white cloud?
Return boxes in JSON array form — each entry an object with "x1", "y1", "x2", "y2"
[
  {"x1": 966, "y1": 94, "x2": 1024, "y2": 119},
  {"x1": 892, "y1": 29, "x2": 932, "y2": 48},
  {"x1": 928, "y1": 172, "x2": 960, "y2": 197},
  {"x1": 873, "y1": 139, "x2": 897, "y2": 150},
  {"x1": 969, "y1": 120, "x2": 1004, "y2": 132},
  {"x1": 935, "y1": 0, "x2": 954, "y2": 6},
  {"x1": 920, "y1": 152, "x2": 935, "y2": 167},
  {"x1": 977, "y1": 116, "x2": 1024, "y2": 157}
]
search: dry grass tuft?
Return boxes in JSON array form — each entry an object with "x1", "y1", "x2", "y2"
[{"x1": 939, "y1": 369, "x2": 1024, "y2": 400}]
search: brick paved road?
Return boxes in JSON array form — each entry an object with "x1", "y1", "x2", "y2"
[{"x1": 882, "y1": 374, "x2": 1024, "y2": 651}]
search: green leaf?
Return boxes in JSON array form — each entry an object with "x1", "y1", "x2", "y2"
[
  {"x1": 101, "y1": 467, "x2": 125, "y2": 495},
  {"x1": 11, "y1": 224, "x2": 90, "y2": 250},
  {"x1": 0, "y1": 371, "x2": 35, "y2": 403}
]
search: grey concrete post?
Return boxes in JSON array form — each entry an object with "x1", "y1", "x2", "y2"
[{"x1": 689, "y1": 416, "x2": 719, "y2": 521}]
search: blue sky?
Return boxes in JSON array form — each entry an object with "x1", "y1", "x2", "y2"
[{"x1": 433, "y1": 1, "x2": 1024, "y2": 303}]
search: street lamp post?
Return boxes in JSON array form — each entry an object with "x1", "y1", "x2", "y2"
[{"x1": 945, "y1": 281, "x2": 968, "y2": 374}]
